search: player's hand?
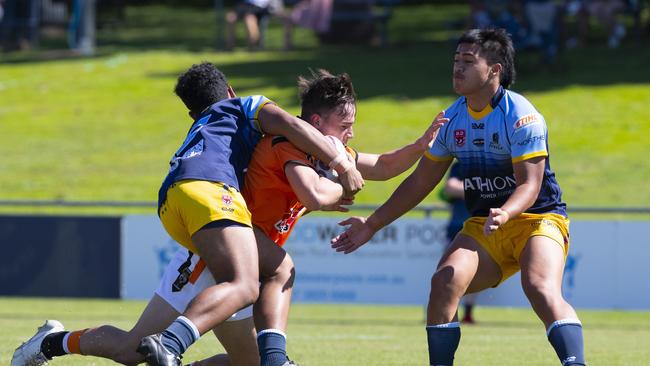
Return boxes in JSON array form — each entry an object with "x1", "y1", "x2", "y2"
[
  {"x1": 484, "y1": 208, "x2": 510, "y2": 236},
  {"x1": 336, "y1": 159, "x2": 364, "y2": 194},
  {"x1": 416, "y1": 111, "x2": 449, "y2": 150},
  {"x1": 331, "y1": 216, "x2": 376, "y2": 254}
]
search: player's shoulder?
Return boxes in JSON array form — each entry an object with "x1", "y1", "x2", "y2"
[
  {"x1": 268, "y1": 135, "x2": 307, "y2": 159},
  {"x1": 445, "y1": 96, "x2": 466, "y2": 119},
  {"x1": 500, "y1": 90, "x2": 544, "y2": 129},
  {"x1": 237, "y1": 95, "x2": 274, "y2": 118},
  {"x1": 437, "y1": 96, "x2": 466, "y2": 135}
]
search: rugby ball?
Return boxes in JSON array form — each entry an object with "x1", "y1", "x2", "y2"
[{"x1": 314, "y1": 135, "x2": 351, "y2": 182}]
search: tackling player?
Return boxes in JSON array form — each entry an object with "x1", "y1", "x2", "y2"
[
  {"x1": 11, "y1": 62, "x2": 364, "y2": 366},
  {"x1": 331, "y1": 28, "x2": 587, "y2": 366},
  {"x1": 193, "y1": 69, "x2": 445, "y2": 366}
]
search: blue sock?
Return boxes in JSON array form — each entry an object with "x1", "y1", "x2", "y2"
[
  {"x1": 160, "y1": 316, "x2": 200, "y2": 356},
  {"x1": 547, "y1": 319, "x2": 586, "y2": 366},
  {"x1": 426, "y1": 322, "x2": 461, "y2": 366},
  {"x1": 257, "y1": 329, "x2": 288, "y2": 366}
]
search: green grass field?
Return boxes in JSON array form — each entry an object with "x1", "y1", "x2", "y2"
[
  {"x1": 1, "y1": 4, "x2": 649, "y2": 216},
  {"x1": 1, "y1": 297, "x2": 649, "y2": 365}
]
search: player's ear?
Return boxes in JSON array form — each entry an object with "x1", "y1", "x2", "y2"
[
  {"x1": 491, "y1": 63, "x2": 502, "y2": 77},
  {"x1": 309, "y1": 113, "x2": 321, "y2": 127}
]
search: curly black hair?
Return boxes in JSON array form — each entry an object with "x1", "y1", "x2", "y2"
[
  {"x1": 174, "y1": 62, "x2": 230, "y2": 115},
  {"x1": 457, "y1": 28, "x2": 516, "y2": 88},
  {"x1": 298, "y1": 69, "x2": 356, "y2": 120}
]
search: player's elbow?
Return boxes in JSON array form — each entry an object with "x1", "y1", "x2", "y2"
[{"x1": 301, "y1": 194, "x2": 324, "y2": 211}]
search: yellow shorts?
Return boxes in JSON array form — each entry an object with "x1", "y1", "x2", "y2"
[
  {"x1": 159, "y1": 180, "x2": 252, "y2": 253},
  {"x1": 460, "y1": 213, "x2": 570, "y2": 285}
]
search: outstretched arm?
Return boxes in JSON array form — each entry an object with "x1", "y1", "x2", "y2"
[
  {"x1": 484, "y1": 156, "x2": 545, "y2": 235},
  {"x1": 356, "y1": 112, "x2": 448, "y2": 181},
  {"x1": 331, "y1": 157, "x2": 452, "y2": 254},
  {"x1": 259, "y1": 104, "x2": 364, "y2": 194}
]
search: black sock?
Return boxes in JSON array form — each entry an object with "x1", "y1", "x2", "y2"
[
  {"x1": 40, "y1": 331, "x2": 68, "y2": 359},
  {"x1": 464, "y1": 304, "x2": 473, "y2": 316},
  {"x1": 547, "y1": 320, "x2": 586, "y2": 366}
]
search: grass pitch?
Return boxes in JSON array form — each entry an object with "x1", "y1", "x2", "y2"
[{"x1": 1, "y1": 297, "x2": 649, "y2": 365}]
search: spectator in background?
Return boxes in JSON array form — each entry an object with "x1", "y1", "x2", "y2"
[
  {"x1": 282, "y1": 0, "x2": 333, "y2": 50},
  {"x1": 523, "y1": 0, "x2": 562, "y2": 64},
  {"x1": 468, "y1": 0, "x2": 526, "y2": 48},
  {"x1": 0, "y1": 0, "x2": 39, "y2": 51},
  {"x1": 577, "y1": 0, "x2": 627, "y2": 48},
  {"x1": 318, "y1": 0, "x2": 380, "y2": 46},
  {"x1": 441, "y1": 161, "x2": 478, "y2": 324},
  {"x1": 225, "y1": 0, "x2": 283, "y2": 50}
]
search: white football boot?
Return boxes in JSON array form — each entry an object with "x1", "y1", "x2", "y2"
[{"x1": 11, "y1": 320, "x2": 65, "y2": 366}]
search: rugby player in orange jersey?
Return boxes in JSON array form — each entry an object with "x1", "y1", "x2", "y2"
[{"x1": 186, "y1": 69, "x2": 446, "y2": 366}]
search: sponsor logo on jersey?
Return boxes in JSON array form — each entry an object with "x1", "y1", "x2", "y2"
[
  {"x1": 464, "y1": 175, "x2": 516, "y2": 192},
  {"x1": 274, "y1": 208, "x2": 303, "y2": 234},
  {"x1": 222, "y1": 194, "x2": 233, "y2": 205},
  {"x1": 471, "y1": 122, "x2": 484, "y2": 129},
  {"x1": 472, "y1": 138, "x2": 485, "y2": 147},
  {"x1": 454, "y1": 129, "x2": 466, "y2": 147},
  {"x1": 514, "y1": 113, "x2": 539, "y2": 129},
  {"x1": 490, "y1": 132, "x2": 503, "y2": 150},
  {"x1": 517, "y1": 135, "x2": 546, "y2": 146}
]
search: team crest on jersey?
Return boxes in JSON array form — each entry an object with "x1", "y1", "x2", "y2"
[
  {"x1": 514, "y1": 113, "x2": 539, "y2": 129},
  {"x1": 454, "y1": 129, "x2": 466, "y2": 147}
]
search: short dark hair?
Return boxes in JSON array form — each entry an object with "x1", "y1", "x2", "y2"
[
  {"x1": 298, "y1": 69, "x2": 356, "y2": 120},
  {"x1": 174, "y1": 62, "x2": 229, "y2": 115},
  {"x1": 457, "y1": 28, "x2": 516, "y2": 88}
]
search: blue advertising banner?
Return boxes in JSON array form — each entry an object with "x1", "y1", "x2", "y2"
[{"x1": 0, "y1": 215, "x2": 121, "y2": 298}]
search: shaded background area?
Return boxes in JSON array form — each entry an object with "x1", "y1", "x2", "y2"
[{"x1": 1, "y1": 2, "x2": 649, "y2": 214}]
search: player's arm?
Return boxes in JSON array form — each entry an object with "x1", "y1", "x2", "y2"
[
  {"x1": 285, "y1": 162, "x2": 345, "y2": 212},
  {"x1": 258, "y1": 104, "x2": 363, "y2": 193},
  {"x1": 331, "y1": 157, "x2": 452, "y2": 254},
  {"x1": 356, "y1": 112, "x2": 448, "y2": 181},
  {"x1": 484, "y1": 156, "x2": 545, "y2": 235},
  {"x1": 444, "y1": 176, "x2": 464, "y2": 200}
]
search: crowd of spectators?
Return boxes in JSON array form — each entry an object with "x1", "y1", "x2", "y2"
[
  {"x1": 464, "y1": 0, "x2": 642, "y2": 64},
  {"x1": 0, "y1": 0, "x2": 645, "y2": 54}
]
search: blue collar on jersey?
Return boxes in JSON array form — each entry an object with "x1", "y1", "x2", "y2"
[{"x1": 490, "y1": 86, "x2": 505, "y2": 109}]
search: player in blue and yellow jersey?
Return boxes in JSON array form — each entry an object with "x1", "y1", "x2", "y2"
[
  {"x1": 332, "y1": 29, "x2": 586, "y2": 366},
  {"x1": 11, "y1": 62, "x2": 363, "y2": 366}
]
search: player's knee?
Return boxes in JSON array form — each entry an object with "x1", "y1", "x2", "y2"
[
  {"x1": 430, "y1": 268, "x2": 464, "y2": 297},
  {"x1": 522, "y1": 278, "x2": 558, "y2": 305},
  {"x1": 236, "y1": 278, "x2": 260, "y2": 305},
  {"x1": 275, "y1": 254, "x2": 296, "y2": 285}
]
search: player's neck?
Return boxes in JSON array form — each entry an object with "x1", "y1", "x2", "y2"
[{"x1": 466, "y1": 83, "x2": 500, "y2": 113}]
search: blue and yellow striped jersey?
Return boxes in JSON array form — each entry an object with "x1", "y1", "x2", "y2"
[
  {"x1": 158, "y1": 95, "x2": 272, "y2": 209},
  {"x1": 426, "y1": 87, "x2": 566, "y2": 217}
]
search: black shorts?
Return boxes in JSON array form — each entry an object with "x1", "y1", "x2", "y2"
[{"x1": 236, "y1": 2, "x2": 270, "y2": 19}]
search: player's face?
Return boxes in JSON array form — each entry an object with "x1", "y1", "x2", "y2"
[
  {"x1": 453, "y1": 43, "x2": 493, "y2": 96},
  {"x1": 315, "y1": 103, "x2": 356, "y2": 145}
]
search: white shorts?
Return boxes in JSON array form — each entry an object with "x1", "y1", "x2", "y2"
[{"x1": 155, "y1": 249, "x2": 253, "y2": 322}]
